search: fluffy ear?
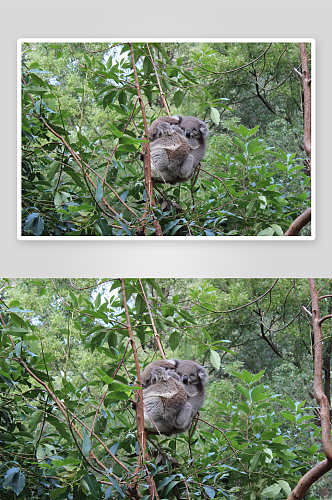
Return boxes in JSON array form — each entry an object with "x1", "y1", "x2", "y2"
[
  {"x1": 168, "y1": 359, "x2": 179, "y2": 368},
  {"x1": 199, "y1": 124, "x2": 209, "y2": 138},
  {"x1": 172, "y1": 115, "x2": 183, "y2": 123},
  {"x1": 198, "y1": 368, "x2": 208, "y2": 382}
]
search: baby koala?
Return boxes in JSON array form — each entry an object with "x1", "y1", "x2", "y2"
[{"x1": 142, "y1": 365, "x2": 192, "y2": 435}]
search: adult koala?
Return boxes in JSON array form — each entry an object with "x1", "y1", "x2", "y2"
[
  {"x1": 141, "y1": 365, "x2": 193, "y2": 435},
  {"x1": 174, "y1": 115, "x2": 209, "y2": 170},
  {"x1": 145, "y1": 115, "x2": 208, "y2": 184},
  {"x1": 172, "y1": 359, "x2": 208, "y2": 421},
  {"x1": 140, "y1": 359, "x2": 208, "y2": 435},
  {"x1": 148, "y1": 122, "x2": 191, "y2": 184}
]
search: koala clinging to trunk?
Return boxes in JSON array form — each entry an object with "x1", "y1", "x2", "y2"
[
  {"x1": 145, "y1": 115, "x2": 209, "y2": 185},
  {"x1": 149, "y1": 123, "x2": 192, "y2": 184},
  {"x1": 140, "y1": 359, "x2": 208, "y2": 435},
  {"x1": 142, "y1": 365, "x2": 193, "y2": 435}
]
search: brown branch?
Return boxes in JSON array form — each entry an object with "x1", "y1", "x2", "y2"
[
  {"x1": 284, "y1": 208, "x2": 311, "y2": 236},
  {"x1": 119, "y1": 278, "x2": 160, "y2": 500},
  {"x1": 119, "y1": 279, "x2": 146, "y2": 455},
  {"x1": 129, "y1": 43, "x2": 162, "y2": 237},
  {"x1": 146, "y1": 43, "x2": 171, "y2": 116},
  {"x1": 299, "y1": 43, "x2": 311, "y2": 171},
  {"x1": 138, "y1": 279, "x2": 166, "y2": 360},
  {"x1": 319, "y1": 314, "x2": 332, "y2": 325},
  {"x1": 287, "y1": 279, "x2": 332, "y2": 499}
]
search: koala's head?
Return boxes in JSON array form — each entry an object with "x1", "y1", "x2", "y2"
[
  {"x1": 172, "y1": 359, "x2": 208, "y2": 388},
  {"x1": 148, "y1": 116, "x2": 181, "y2": 142},
  {"x1": 141, "y1": 359, "x2": 177, "y2": 387},
  {"x1": 156, "y1": 122, "x2": 175, "y2": 138},
  {"x1": 150, "y1": 367, "x2": 170, "y2": 384},
  {"x1": 174, "y1": 115, "x2": 209, "y2": 141}
]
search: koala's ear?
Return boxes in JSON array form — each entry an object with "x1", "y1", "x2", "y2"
[
  {"x1": 198, "y1": 368, "x2": 208, "y2": 382},
  {"x1": 172, "y1": 115, "x2": 183, "y2": 123},
  {"x1": 168, "y1": 359, "x2": 179, "y2": 368},
  {"x1": 199, "y1": 124, "x2": 209, "y2": 138}
]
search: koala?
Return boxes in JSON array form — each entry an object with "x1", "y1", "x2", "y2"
[
  {"x1": 140, "y1": 359, "x2": 208, "y2": 435},
  {"x1": 171, "y1": 359, "x2": 208, "y2": 421},
  {"x1": 142, "y1": 366, "x2": 193, "y2": 435},
  {"x1": 174, "y1": 115, "x2": 209, "y2": 169},
  {"x1": 148, "y1": 123, "x2": 192, "y2": 184},
  {"x1": 145, "y1": 115, "x2": 209, "y2": 184}
]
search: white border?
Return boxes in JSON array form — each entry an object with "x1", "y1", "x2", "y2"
[{"x1": 18, "y1": 38, "x2": 316, "y2": 241}]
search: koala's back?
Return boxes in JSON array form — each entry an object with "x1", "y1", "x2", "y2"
[{"x1": 164, "y1": 134, "x2": 191, "y2": 167}]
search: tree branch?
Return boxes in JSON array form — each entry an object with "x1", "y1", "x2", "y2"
[
  {"x1": 284, "y1": 208, "x2": 311, "y2": 236},
  {"x1": 299, "y1": 43, "x2": 311, "y2": 171},
  {"x1": 287, "y1": 279, "x2": 332, "y2": 499}
]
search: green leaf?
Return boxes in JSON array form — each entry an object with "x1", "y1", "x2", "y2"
[
  {"x1": 282, "y1": 411, "x2": 296, "y2": 422},
  {"x1": 261, "y1": 483, "x2": 281, "y2": 498},
  {"x1": 169, "y1": 331, "x2": 181, "y2": 351},
  {"x1": 203, "y1": 486, "x2": 215, "y2": 499},
  {"x1": 252, "y1": 370, "x2": 265, "y2": 383},
  {"x1": 251, "y1": 384, "x2": 265, "y2": 402},
  {"x1": 247, "y1": 138, "x2": 260, "y2": 153},
  {"x1": 94, "y1": 219, "x2": 111, "y2": 236},
  {"x1": 275, "y1": 161, "x2": 288, "y2": 172},
  {"x1": 278, "y1": 480, "x2": 291, "y2": 496},
  {"x1": 233, "y1": 137, "x2": 246, "y2": 152},
  {"x1": 249, "y1": 453, "x2": 261, "y2": 471},
  {"x1": 12, "y1": 471, "x2": 25, "y2": 496},
  {"x1": 54, "y1": 192, "x2": 63, "y2": 209},
  {"x1": 82, "y1": 474, "x2": 102, "y2": 500},
  {"x1": 173, "y1": 90, "x2": 184, "y2": 108},
  {"x1": 257, "y1": 227, "x2": 275, "y2": 236},
  {"x1": 237, "y1": 402, "x2": 250, "y2": 414},
  {"x1": 47, "y1": 161, "x2": 60, "y2": 181},
  {"x1": 83, "y1": 428, "x2": 91, "y2": 455},
  {"x1": 246, "y1": 199, "x2": 256, "y2": 216},
  {"x1": 95, "y1": 178, "x2": 103, "y2": 203},
  {"x1": 236, "y1": 383, "x2": 250, "y2": 401},
  {"x1": 156, "y1": 475, "x2": 177, "y2": 491},
  {"x1": 270, "y1": 224, "x2": 283, "y2": 236},
  {"x1": 135, "y1": 293, "x2": 146, "y2": 315},
  {"x1": 110, "y1": 477, "x2": 125, "y2": 498},
  {"x1": 210, "y1": 349, "x2": 221, "y2": 369},
  {"x1": 29, "y1": 410, "x2": 44, "y2": 431},
  {"x1": 9, "y1": 312, "x2": 28, "y2": 328},
  {"x1": 210, "y1": 107, "x2": 220, "y2": 125}
]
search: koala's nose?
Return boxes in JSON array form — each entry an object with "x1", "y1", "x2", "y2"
[
  {"x1": 185, "y1": 130, "x2": 191, "y2": 138},
  {"x1": 183, "y1": 375, "x2": 189, "y2": 384}
]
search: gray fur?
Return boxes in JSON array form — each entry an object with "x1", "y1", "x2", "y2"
[
  {"x1": 148, "y1": 116, "x2": 182, "y2": 142},
  {"x1": 142, "y1": 366, "x2": 192, "y2": 435},
  {"x1": 141, "y1": 359, "x2": 177, "y2": 388},
  {"x1": 171, "y1": 359, "x2": 208, "y2": 420},
  {"x1": 174, "y1": 115, "x2": 209, "y2": 171},
  {"x1": 140, "y1": 359, "x2": 208, "y2": 435},
  {"x1": 146, "y1": 115, "x2": 208, "y2": 185}
]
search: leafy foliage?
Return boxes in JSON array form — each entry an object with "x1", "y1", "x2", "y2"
[
  {"x1": 1, "y1": 278, "x2": 330, "y2": 499},
  {"x1": 20, "y1": 42, "x2": 311, "y2": 236}
]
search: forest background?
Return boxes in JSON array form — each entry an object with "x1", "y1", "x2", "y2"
[
  {"x1": 21, "y1": 41, "x2": 312, "y2": 237},
  {"x1": 1, "y1": 278, "x2": 331, "y2": 500}
]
